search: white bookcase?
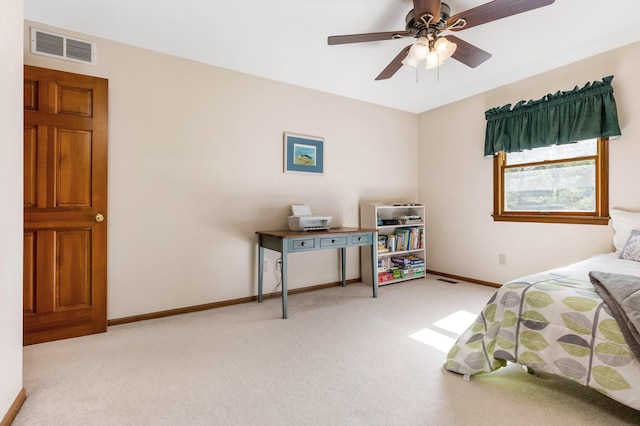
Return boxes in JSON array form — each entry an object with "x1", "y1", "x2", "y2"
[{"x1": 360, "y1": 203, "x2": 426, "y2": 286}]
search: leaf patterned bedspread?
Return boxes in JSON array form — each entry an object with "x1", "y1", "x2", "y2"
[{"x1": 445, "y1": 254, "x2": 640, "y2": 410}]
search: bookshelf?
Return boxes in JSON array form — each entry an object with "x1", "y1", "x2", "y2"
[{"x1": 360, "y1": 203, "x2": 426, "y2": 286}]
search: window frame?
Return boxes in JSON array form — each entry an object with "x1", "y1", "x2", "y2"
[{"x1": 492, "y1": 138, "x2": 609, "y2": 225}]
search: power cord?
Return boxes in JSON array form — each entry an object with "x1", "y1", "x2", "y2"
[{"x1": 270, "y1": 257, "x2": 283, "y2": 298}]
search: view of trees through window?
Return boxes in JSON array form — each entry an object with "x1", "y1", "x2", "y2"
[{"x1": 504, "y1": 140, "x2": 597, "y2": 212}]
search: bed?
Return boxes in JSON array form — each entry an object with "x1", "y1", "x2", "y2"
[{"x1": 445, "y1": 209, "x2": 640, "y2": 411}]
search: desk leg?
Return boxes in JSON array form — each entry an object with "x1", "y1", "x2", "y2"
[
  {"x1": 258, "y1": 242, "x2": 264, "y2": 303},
  {"x1": 371, "y1": 239, "x2": 378, "y2": 298},
  {"x1": 340, "y1": 247, "x2": 346, "y2": 287},
  {"x1": 281, "y1": 251, "x2": 288, "y2": 319}
]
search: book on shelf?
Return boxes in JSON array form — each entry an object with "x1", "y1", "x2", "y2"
[
  {"x1": 391, "y1": 267, "x2": 424, "y2": 279},
  {"x1": 399, "y1": 268, "x2": 424, "y2": 278},
  {"x1": 393, "y1": 228, "x2": 410, "y2": 251},
  {"x1": 392, "y1": 264, "x2": 425, "y2": 272},
  {"x1": 407, "y1": 227, "x2": 422, "y2": 250},
  {"x1": 391, "y1": 255, "x2": 424, "y2": 266},
  {"x1": 392, "y1": 227, "x2": 423, "y2": 251}
]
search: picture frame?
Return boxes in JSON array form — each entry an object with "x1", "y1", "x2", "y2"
[{"x1": 283, "y1": 132, "x2": 324, "y2": 175}]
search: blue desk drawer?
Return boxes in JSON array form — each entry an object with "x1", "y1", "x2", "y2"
[
  {"x1": 291, "y1": 238, "x2": 315, "y2": 251},
  {"x1": 320, "y1": 236, "x2": 347, "y2": 248},
  {"x1": 350, "y1": 233, "x2": 371, "y2": 245}
]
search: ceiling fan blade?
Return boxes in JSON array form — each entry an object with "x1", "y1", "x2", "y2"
[
  {"x1": 446, "y1": 35, "x2": 492, "y2": 68},
  {"x1": 447, "y1": 0, "x2": 555, "y2": 31},
  {"x1": 413, "y1": 0, "x2": 441, "y2": 21},
  {"x1": 375, "y1": 45, "x2": 412, "y2": 81},
  {"x1": 328, "y1": 31, "x2": 411, "y2": 45}
]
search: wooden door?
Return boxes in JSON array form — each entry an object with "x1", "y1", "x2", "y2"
[{"x1": 23, "y1": 65, "x2": 108, "y2": 345}]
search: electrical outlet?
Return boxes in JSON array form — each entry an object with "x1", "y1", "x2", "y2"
[
  {"x1": 499, "y1": 253, "x2": 506, "y2": 265},
  {"x1": 276, "y1": 258, "x2": 282, "y2": 270},
  {"x1": 263, "y1": 260, "x2": 268, "y2": 272}
]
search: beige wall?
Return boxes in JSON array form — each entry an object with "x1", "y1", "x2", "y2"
[
  {"x1": 418, "y1": 41, "x2": 640, "y2": 284},
  {"x1": 1, "y1": 0, "x2": 24, "y2": 419},
  {"x1": 24, "y1": 21, "x2": 419, "y2": 319}
]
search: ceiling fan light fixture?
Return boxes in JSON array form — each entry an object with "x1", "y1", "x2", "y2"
[
  {"x1": 408, "y1": 36, "x2": 429, "y2": 61},
  {"x1": 425, "y1": 50, "x2": 444, "y2": 70},
  {"x1": 434, "y1": 37, "x2": 457, "y2": 61},
  {"x1": 401, "y1": 55, "x2": 419, "y2": 68}
]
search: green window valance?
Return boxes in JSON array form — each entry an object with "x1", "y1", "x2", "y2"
[{"x1": 484, "y1": 76, "x2": 622, "y2": 156}]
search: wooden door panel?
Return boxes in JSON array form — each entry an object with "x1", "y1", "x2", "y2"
[
  {"x1": 23, "y1": 232, "x2": 36, "y2": 315},
  {"x1": 24, "y1": 79, "x2": 38, "y2": 111},
  {"x1": 40, "y1": 126, "x2": 55, "y2": 208},
  {"x1": 33, "y1": 229, "x2": 55, "y2": 315},
  {"x1": 24, "y1": 227, "x2": 101, "y2": 339},
  {"x1": 24, "y1": 65, "x2": 108, "y2": 345},
  {"x1": 57, "y1": 85, "x2": 93, "y2": 117},
  {"x1": 57, "y1": 229, "x2": 92, "y2": 309},
  {"x1": 58, "y1": 129, "x2": 92, "y2": 207},
  {"x1": 24, "y1": 126, "x2": 37, "y2": 207}
]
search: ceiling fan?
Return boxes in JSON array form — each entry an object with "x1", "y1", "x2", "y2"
[{"x1": 327, "y1": 0, "x2": 556, "y2": 80}]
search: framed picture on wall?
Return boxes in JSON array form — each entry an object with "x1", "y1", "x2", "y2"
[{"x1": 283, "y1": 132, "x2": 324, "y2": 175}]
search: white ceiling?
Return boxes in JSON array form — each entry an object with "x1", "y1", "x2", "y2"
[{"x1": 24, "y1": 0, "x2": 640, "y2": 114}]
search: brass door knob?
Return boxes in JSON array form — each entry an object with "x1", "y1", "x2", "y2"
[{"x1": 94, "y1": 213, "x2": 105, "y2": 223}]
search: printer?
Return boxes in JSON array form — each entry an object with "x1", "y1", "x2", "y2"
[{"x1": 287, "y1": 204, "x2": 333, "y2": 231}]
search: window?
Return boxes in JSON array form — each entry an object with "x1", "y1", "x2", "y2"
[{"x1": 493, "y1": 138, "x2": 609, "y2": 224}]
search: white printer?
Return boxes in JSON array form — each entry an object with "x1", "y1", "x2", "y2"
[{"x1": 287, "y1": 204, "x2": 333, "y2": 231}]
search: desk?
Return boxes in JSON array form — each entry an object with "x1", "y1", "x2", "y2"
[{"x1": 256, "y1": 227, "x2": 378, "y2": 319}]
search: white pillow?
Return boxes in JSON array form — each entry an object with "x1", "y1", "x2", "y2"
[
  {"x1": 619, "y1": 229, "x2": 640, "y2": 262},
  {"x1": 610, "y1": 208, "x2": 640, "y2": 252}
]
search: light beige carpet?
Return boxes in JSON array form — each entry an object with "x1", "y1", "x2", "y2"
[{"x1": 15, "y1": 276, "x2": 640, "y2": 425}]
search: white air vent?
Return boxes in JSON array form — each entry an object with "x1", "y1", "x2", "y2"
[{"x1": 31, "y1": 28, "x2": 96, "y2": 65}]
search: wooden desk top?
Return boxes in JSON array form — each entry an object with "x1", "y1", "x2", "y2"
[{"x1": 256, "y1": 227, "x2": 377, "y2": 239}]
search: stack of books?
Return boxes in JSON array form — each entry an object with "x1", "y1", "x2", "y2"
[
  {"x1": 392, "y1": 227, "x2": 423, "y2": 251},
  {"x1": 390, "y1": 255, "x2": 425, "y2": 279}
]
